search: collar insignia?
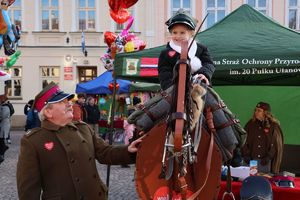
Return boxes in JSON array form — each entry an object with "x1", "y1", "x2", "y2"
[{"x1": 168, "y1": 50, "x2": 176, "y2": 57}]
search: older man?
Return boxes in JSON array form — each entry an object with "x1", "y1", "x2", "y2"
[{"x1": 16, "y1": 83, "x2": 142, "y2": 200}]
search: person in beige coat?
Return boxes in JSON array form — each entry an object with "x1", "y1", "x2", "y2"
[{"x1": 16, "y1": 83, "x2": 142, "y2": 200}]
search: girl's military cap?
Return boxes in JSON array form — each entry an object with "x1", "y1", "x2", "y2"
[{"x1": 165, "y1": 9, "x2": 197, "y2": 30}]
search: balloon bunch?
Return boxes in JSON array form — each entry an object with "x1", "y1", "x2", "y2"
[
  {"x1": 0, "y1": 69, "x2": 11, "y2": 81},
  {"x1": 109, "y1": 0, "x2": 138, "y2": 24},
  {"x1": 0, "y1": 50, "x2": 20, "y2": 67},
  {"x1": 100, "y1": 15, "x2": 146, "y2": 71},
  {"x1": 0, "y1": 0, "x2": 21, "y2": 67}
]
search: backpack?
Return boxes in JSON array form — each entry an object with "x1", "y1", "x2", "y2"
[
  {"x1": 25, "y1": 108, "x2": 41, "y2": 130},
  {"x1": 3, "y1": 101, "x2": 15, "y2": 116}
]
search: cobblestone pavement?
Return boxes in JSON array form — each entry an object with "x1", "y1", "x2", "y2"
[{"x1": 0, "y1": 130, "x2": 139, "y2": 200}]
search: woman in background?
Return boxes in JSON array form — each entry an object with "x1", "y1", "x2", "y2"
[{"x1": 242, "y1": 102, "x2": 284, "y2": 174}]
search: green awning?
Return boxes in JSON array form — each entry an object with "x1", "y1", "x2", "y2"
[{"x1": 114, "y1": 4, "x2": 300, "y2": 86}]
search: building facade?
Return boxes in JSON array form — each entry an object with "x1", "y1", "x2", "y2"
[{"x1": 0, "y1": 0, "x2": 298, "y2": 127}]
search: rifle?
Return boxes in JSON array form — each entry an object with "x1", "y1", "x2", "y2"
[{"x1": 188, "y1": 13, "x2": 209, "y2": 52}]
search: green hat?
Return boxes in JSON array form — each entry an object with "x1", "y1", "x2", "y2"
[{"x1": 165, "y1": 9, "x2": 197, "y2": 30}]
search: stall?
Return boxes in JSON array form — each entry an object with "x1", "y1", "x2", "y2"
[{"x1": 113, "y1": 4, "x2": 300, "y2": 174}]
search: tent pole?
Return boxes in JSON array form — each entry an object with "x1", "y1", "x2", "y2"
[{"x1": 106, "y1": 75, "x2": 118, "y2": 188}]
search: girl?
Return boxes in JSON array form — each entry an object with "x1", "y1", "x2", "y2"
[{"x1": 158, "y1": 9, "x2": 215, "y2": 90}]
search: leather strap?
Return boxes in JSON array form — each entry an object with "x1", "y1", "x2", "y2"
[
  {"x1": 178, "y1": 176, "x2": 188, "y2": 200},
  {"x1": 171, "y1": 112, "x2": 187, "y2": 121},
  {"x1": 187, "y1": 107, "x2": 215, "y2": 200},
  {"x1": 215, "y1": 118, "x2": 240, "y2": 130},
  {"x1": 173, "y1": 41, "x2": 188, "y2": 153},
  {"x1": 175, "y1": 58, "x2": 190, "y2": 66},
  {"x1": 210, "y1": 101, "x2": 226, "y2": 112},
  {"x1": 221, "y1": 162, "x2": 236, "y2": 200},
  {"x1": 137, "y1": 104, "x2": 158, "y2": 122}
]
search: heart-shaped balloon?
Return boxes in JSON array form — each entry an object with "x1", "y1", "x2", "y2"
[
  {"x1": 108, "y1": 0, "x2": 139, "y2": 12},
  {"x1": 108, "y1": 0, "x2": 121, "y2": 13},
  {"x1": 110, "y1": 8, "x2": 130, "y2": 24},
  {"x1": 104, "y1": 31, "x2": 117, "y2": 48},
  {"x1": 121, "y1": 0, "x2": 139, "y2": 9}
]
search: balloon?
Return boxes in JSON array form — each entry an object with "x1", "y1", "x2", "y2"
[
  {"x1": 0, "y1": 70, "x2": 11, "y2": 81},
  {"x1": 123, "y1": 33, "x2": 146, "y2": 52},
  {"x1": 99, "y1": 97, "x2": 106, "y2": 104},
  {"x1": 108, "y1": 0, "x2": 121, "y2": 13},
  {"x1": 110, "y1": 8, "x2": 130, "y2": 24},
  {"x1": 108, "y1": 0, "x2": 138, "y2": 12},
  {"x1": 121, "y1": 0, "x2": 139, "y2": 9},
  {"x1": 6, "y1": 50, "x2": 21, "y2": 68},
  {"x1": 120, "y1": 16, "x2": 134, "y2": 38},
  {"x1": 132, "y1": 39, "x2": 146, "y2": 51},
  {"x1": 124, "y1": 41, "x2": 134, "y2": 52},
  {"x1": 8, "y1": 0, "x2": 15, "y2": 6},
  {"x1": 104, "y1": 31, "x2": 117, "y2": 48},
  {"x1": 108, "y1": 82, "x2": 120, "y2": 91},
  {"x1": 100, "y1": 53, "x2": 114, "y2": 71}
]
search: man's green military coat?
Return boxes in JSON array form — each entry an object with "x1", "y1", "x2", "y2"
[{"x1": 17, "y1": 120, "x2": 135, "y2": 200}]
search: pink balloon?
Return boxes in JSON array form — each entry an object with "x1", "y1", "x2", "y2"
[{"x1": 120, "y1": 16, "x2": 134, "y2": 37}]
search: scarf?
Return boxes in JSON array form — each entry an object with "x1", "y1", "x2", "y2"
[{"x1": 169, "y1": 39, "x2": 202, "y2": 73}]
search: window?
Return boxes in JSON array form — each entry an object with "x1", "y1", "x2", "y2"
[
  {"x1": 41, "y1": 0, "x2": 59, "y2": 31},
  {"x1": 288, "y1": 0, "x2": 299, "y2": 30},
  {"x1": 8, "y1": 0, "x2": 22, "y2": 29},
  {"x1": 246, "y1": 0, "x2": 268, "y2": 15},
  {"x1": 78, "y1": 0, "x2": 96, "y2": 31},
  {"x1": 40, "y1": 66, "x2": 60, "y2": 88},
  {"x1": 115, "y1": 7, "x2": 134, "y2": 31},
  {"x1": 171, "y1": 0, "x2": 192, "y2": 15},
  {"x1": 5, "y1": 67, "x2": 22, "y2": 98},
  {"x1": 206, "y1": 0, "x2": 226, "y2": 28},
  {"x1": 78, "y1": 67, "x2": 97, "y2": 82}
]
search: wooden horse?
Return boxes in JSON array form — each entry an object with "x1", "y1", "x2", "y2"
[{"x1": 135, "y1": 41, "x2": 222, "y2": 200}]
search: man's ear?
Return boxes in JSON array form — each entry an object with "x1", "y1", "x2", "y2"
[{"x1": 44, "y1": 107, "x2": 53, "y2": 119}]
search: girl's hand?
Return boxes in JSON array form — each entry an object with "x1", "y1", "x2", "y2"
[{"x1": 193, "y1": 74, "x2": 209, "y2": 85}]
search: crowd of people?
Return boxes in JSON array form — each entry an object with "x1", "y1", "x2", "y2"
[{"x1": 0, "y1": 9, "x2": 286, "y2": 200}]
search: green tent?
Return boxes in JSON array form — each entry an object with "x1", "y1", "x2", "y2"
[
  {"x1": 130, "y1": 82, "x2": 161, "y2": 93},
  {"x1": 114, "y1": 5, "x2": 300, "y2": 146}
]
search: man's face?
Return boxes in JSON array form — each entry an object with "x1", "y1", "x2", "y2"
[
  {"x1": 45, "y1": 98, "x2": 73, "y2": 125},
  {"x1": 170, "y1": 24, "x2": 193, "y2": 46}
]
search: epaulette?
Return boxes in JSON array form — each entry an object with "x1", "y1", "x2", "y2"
[
  {"x1": 72, "y1": 121, "x2": 94, "y2": 134},
  {"x1": 72, "y1": 121, "x2": 88, "y2": 126},
  {"x1": 25, "y1": 127, "x2": 42, "y2": 137}
]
